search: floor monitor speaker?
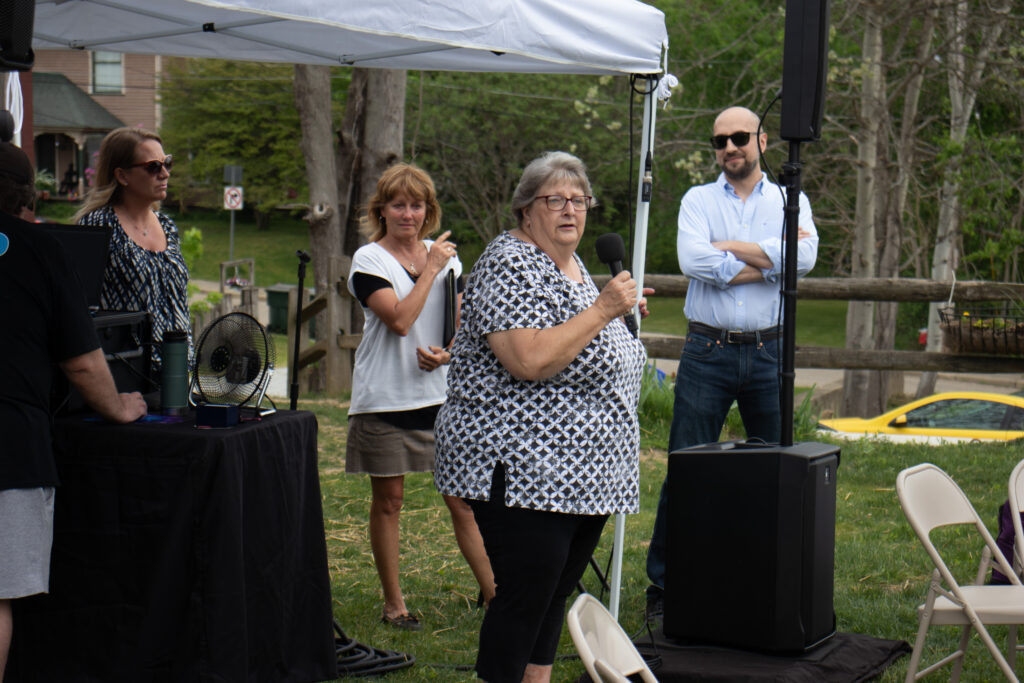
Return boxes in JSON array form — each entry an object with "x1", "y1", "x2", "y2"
[{"x1": 663, "y1": 440, "x2": 839, "y2": 653}]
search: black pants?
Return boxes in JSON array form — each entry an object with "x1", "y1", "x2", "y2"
[{"x1": 468, "y1": 465, "x2": 608, "y2": 682}]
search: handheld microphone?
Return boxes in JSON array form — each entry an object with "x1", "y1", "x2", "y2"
[{"x1": 595, "y1": 232, "x2": 638, "y2": 338}]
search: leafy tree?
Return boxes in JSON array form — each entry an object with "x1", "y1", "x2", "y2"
[
  {"x1": 159, "y1": 59, "x2": 322, "y2": 225},
  {"x1": 406, "y1": 70, "x2": 639, "y2": 268}
]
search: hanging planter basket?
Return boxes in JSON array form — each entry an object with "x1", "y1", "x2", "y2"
[{"x1": 939, "y1": 303, "x2": 1024, "y2": 356}]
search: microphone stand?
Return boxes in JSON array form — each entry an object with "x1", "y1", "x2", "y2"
[
  {"x1": 779, "y1": 141, "x2": 803, "y2": 447},
  {"x1": 290, "y1": 250, "x2": 311, "y2": 411}
]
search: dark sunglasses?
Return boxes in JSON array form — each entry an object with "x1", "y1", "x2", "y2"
[
  {"x1": 130, "y1": 155, "x2": 173, "y2": 174},
  {"x1": 710, "y1": 132, "x2": 755, "y2": 150}
]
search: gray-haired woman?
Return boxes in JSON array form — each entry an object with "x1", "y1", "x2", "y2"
[{"x1": 434, "y1": 151, "x2": 651, "y2": 682}]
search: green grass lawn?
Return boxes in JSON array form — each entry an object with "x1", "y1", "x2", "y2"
[
  {"x1": 168, "y1": 207, "x2": 311, "y2": 287},
  {"x1": 640, "y1": 296, "x2": 847, "y2": 347},
  {"x1": 300, "y1": 395, "x2": 1023, "y2": 682}
]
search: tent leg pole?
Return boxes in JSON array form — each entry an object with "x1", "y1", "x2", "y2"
[{"x1": 611, "y1": 80, "x2": 659, "y2": 621}]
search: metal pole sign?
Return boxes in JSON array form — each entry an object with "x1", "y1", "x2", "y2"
[
  {"x1": 223, "y1": 185, "x2": 244, "y2": 210},
  {"x1": 224, "y1": 185, "x2": 243, "y2": 260},
  {"x1": 223, "y1": 165, "x2": 244, "y2": 261},
  {"x1": 223, "y1": 164, "x2": 243, "y2": 185}
]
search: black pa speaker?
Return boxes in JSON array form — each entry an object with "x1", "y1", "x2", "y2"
[
  {"x1": 663, "y1": 440, "x2": 839, "y2": 654},
  {"x1": 780, "y1": 0, "x2": 830, "y2": 142},
  {"x1": 0, "y1": 0, "x2": 35, "y2": 71}
]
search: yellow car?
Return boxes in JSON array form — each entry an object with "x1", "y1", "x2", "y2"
[{"x1": 817, "y1": 391, "x2": 1024, "y2": 444}]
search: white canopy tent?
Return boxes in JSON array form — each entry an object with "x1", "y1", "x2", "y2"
[
  {"x1": 26, "y1": 0, "x2": 674, "y2": 619},
  {"x1": 33, "y1": 0, "x2": 666, "y2": 74}
]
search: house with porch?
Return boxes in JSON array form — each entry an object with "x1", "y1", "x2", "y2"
[{"x1": 28, "y1": 50, "x2": 163, "y2": 197}]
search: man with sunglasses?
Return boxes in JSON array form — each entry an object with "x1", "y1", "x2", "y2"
[{"x1": 644, "y1": 106, "x2": 818, "y2": 621}]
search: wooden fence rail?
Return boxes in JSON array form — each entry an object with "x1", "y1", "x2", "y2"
[
  {"x1": 286, "y1": 275, "x2": 1024, "y2": 391},
  {"x1": 592, "y1": 274, "x2": 1024, "y2": 302},
  {"x1": 622, "y1": 276, "x2": 1024, "y2": 375},
  {"x1": 641, "y1": 334, "x2": 1024, "y2": 373}
]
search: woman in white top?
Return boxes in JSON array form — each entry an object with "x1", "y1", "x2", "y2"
[{"x1": 346, "y1": 163, "x2": 494, "y2": 631}]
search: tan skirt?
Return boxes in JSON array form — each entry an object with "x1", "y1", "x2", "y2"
[{"x1": 345, "y1": 413, "x2": 436, "y2": 476}]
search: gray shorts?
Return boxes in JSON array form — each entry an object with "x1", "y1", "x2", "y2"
[
  {"x1": 345, "y1": 413, "x2": 435, "y2": 476},
  {"x1": 0, "y1": 487, "x2": 55, "y2": 599}
]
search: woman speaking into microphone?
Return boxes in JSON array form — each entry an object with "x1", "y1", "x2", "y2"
[{"x1": 434, "y1": 151, "x2": 651, "y2": 682}]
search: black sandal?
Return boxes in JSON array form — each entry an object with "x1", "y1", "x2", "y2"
[{"x1": 381, "y1": 611, "x2": 422, "y2": 631}]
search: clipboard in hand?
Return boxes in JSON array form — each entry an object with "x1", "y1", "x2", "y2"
[{"x1": 443, "y1": 269, "x2": 456, "y2": 347}]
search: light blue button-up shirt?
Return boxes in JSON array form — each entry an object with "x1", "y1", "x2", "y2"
[{"x1": 677, "y1": 172, "x2": 818, "y2": 331}]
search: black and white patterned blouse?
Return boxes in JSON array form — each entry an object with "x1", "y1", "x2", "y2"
[
  {"x1": 434, "y1": 231, "x2": 647, "y2": 516},
  {"x1": 78, "y1": 205, "x2": 191, "y2": 373}
]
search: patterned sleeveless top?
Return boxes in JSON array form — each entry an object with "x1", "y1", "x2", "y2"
[{"x1": 78, "y1": 205, "x2": 191, "y2": 373}]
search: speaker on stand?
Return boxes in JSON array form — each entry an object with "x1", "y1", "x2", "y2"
[
  {"x1": 778, "y1": 0, "x2": 831, "y2": 444},
  {"x1": 0, "y1": 0, "x2": 35, "y2": 71},
  {"x1": 780, "y1": 0, "x2": 830, "y2": 143}
]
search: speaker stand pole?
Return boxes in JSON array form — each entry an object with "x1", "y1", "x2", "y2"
[
  {"x1": 290, "y1": 250, "x2": 311, "y2": 411},
  {"x1": 780, "y1": 142, "x2": 803, "y2": 447}
]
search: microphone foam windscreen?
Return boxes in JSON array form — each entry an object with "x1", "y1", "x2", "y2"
[{"x1": 595, "y1": 232, "x2": 626, "y2": 264}]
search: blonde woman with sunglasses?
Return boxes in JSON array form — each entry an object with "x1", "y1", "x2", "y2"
[{"x1": 75, "y1": 127, "x2": 191, "y2": 374}]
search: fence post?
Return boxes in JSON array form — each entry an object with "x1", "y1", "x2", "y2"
[{"x1": 324, "y1": 255, "x2": 353, "y2": 393}]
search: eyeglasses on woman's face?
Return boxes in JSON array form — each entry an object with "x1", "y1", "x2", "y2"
[
  {"x1": 130, "y1": 155, "x2": 173, "y2": 175},
  {"x1": 534, "y1": 194, "x2": 592, "y2": 212}
]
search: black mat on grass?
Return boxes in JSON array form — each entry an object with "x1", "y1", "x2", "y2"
[{"x1": 579, "y1": 629, "x2": 909, "y2": 682}]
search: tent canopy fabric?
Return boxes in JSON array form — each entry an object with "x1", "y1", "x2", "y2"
[{"x1": 34, "y1": 0, "x2": 667, "y2": 75}]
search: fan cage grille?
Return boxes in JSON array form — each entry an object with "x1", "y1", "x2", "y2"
[{"x1": 193, "y1": 312, "x2": 275, "y2": 406}]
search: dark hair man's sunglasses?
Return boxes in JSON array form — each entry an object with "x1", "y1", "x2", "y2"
[
  {"x1": 710, "y1": 132, "x2": 756, "y2": 150},
  {"x1": 130, "y1": 155, "x2": 173, "y2": 174}
]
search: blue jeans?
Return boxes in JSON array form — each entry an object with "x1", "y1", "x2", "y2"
[{"x1": 646, "y1": 331, "x2": 781, "y2": 596}]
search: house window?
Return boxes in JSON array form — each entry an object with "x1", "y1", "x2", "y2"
[{"x1": 92, "y1": 51, "x2": 123, "y2": 94}]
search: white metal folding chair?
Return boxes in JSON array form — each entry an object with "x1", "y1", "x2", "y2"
[
  {"x1": 1006, "y1": 459, "x2": 1024, "y2": 668},
  {"x1": 1009, "y1": 459, "x2": 1024, "y2": 578},
  {"x1": 566, "y1": 593, "x2": 658, "y2": 683},
  {"x1": 897, "y1": 463, "x2": 1024, "y2": 682}
]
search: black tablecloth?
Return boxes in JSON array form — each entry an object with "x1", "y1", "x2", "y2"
[{"x1": 7, "y1": 410, "x2": 338, "y2": 683}]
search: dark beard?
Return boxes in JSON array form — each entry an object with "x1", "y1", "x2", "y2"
[{"x1": 722, "y1": 156, "x2": 758, "y2": 182}]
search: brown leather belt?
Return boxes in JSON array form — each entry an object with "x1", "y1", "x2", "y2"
[{"x1": 688, "y1": 321, "x2": 781, "y2": 344}]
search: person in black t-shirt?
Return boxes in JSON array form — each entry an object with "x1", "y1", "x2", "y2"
[
  {"x1": 0, "y1": 134, "x2": 36, "y2": 221},
  {"x1": 0, "y1": 142, "x2": 147, "y2": 679}
]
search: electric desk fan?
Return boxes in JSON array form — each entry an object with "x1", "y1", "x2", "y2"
[{"x1": 190, "y1": 311, "x2": 276, "y2": 418}]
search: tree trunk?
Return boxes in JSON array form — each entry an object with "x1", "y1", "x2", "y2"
[
  {"x1": 916, "y1": 0, "x2": 1010, "y2": 398},
  {"x1": 292, "y1": 66, "x2": 407, "y2": 395},
  {"x1": 336, "y1": 68, "x2": 407, "y2": 341},
  {"x1": 873, "y1": 0, "x2": 938, "y2": 408},
  {"x1": 252, "y1": 209, "x2": 270, "y2": 231},
  {"x1": 294, "y1": 63, "x2": 344, "y2": 394},
  {"x1": 842, "y1": 3, "x2": 884, "y2": 417}
]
